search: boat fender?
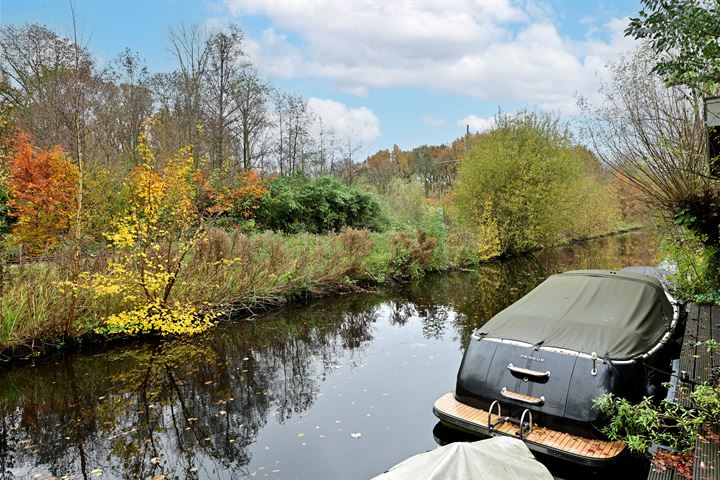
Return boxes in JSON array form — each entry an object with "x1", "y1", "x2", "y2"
[
  {"x1": 603, "y1": 352, "x2": 621, "y2": 373},
  {"x1": 591, "y1": 352, "x2": 598, "y2": 376}
]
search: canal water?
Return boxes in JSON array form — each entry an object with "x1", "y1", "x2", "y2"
[{"x1": 0, "y1": 232, "x2": 659, "y2": 480}]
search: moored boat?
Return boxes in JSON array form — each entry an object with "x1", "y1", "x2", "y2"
[
  {"x1": 371, "y1": 436, "x2": 553, "y2": 480},
  {"x1": 433, "y1": 269, "x2": 681, "y2": 466}
]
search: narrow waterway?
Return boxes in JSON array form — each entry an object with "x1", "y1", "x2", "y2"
[{"x1": 0, "y1": 232, "x2": 659, "y2": 480}]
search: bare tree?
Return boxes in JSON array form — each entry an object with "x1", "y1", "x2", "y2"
[
  {"x1": 313, "y1": 118, "x2": 338, "y2": 177},
  {"x1": 339, "y1": 124, "x2": 362, "y2": 184},
  {"x1": 0, "y1": 23, "x2": 99, "y2": 157},
  {"x1": 278, "y1": 93, "x2": 312, "y2": 175},
  {"x1": 580, "y1": 48, "x2": 715, "y2": 242},
  {"x1": 204, "y1": 24, "x2": 246, "y2": 171},
  {"x1": 167, "y1": 24, "x2": 209, "y2": 163},
  {"x1": 231, "y1": 66, "x2": 272, "y2": 170},
  {"x1": 99, "y1": 49, "x2": 153, "y2": 164}
]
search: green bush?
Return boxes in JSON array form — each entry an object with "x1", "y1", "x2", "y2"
[
  {"x1": 662, "y1": 227, "x2": 720, "y2": 303},
  {"x1": 451, "y1": 111, "x2": 620, "y2": 255},
  {"x1": 256, "y1": 175, "x2": 387, "y2": 234},
  {"x1": 377, "y1": 178, "x2": 426, "y2": 230},
  {"x1": 0, "y1": 181, "x2": 16, "y2": 236},
  {"x1": 594, "y1": 384, "x2": 720, "y2": 453}
]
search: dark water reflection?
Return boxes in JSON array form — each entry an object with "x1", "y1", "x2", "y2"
[{"x1": 0, "y1": 232, "x2": 659, "y2": 479}]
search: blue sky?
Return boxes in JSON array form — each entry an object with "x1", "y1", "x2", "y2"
[{"x1": 1, "y1": 0, "x2": 643, "y2": 156}]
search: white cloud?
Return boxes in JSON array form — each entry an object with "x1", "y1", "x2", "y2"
[
  {"x1": 308, "y1": 97, "x2": 380, "y2": 143},
  {"x1": 204, "y1": 16, "x2": 227, "y2": 34},
  {"x1": 458, "y1": 115, "x2": 496, "y2": 133},
  {"x1": 422, "y1": 115, "x2": 446, "y2": 127},
  {"x1": 226, "y1": 1, "x2": 636, "y2": 110}
]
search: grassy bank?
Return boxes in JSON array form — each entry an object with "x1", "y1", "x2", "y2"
[
  {"x1": 0, "y1": 226, "x2": 463, "y2": 355},
  {"x1": 0, "y1": 222, "x2": 641, "y2": 359}
]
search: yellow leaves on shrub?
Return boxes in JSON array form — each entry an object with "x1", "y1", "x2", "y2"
[
  {"x1": 98, "y1": 299, "x2": 218, "y2": 336},
  {"x1": 107, "y1": 143, "x2": 196, "y2": 251},
  {"x1": 94, "y1": 120, "x2": 213, "y2": 337},
  {"x1": 475, "y1": 200, "x2": 502, "y2": 261}
]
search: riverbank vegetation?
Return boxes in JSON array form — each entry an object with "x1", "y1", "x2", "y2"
[
  {"x1": 585, "y1": 0, "x2": 720, "y2": 473},
  {"x1": 585, "y1": 0, "x2": 720, "y2": 304},
  {"x1": 0, "y1": 22, "x2": 636, "y2": 355}
]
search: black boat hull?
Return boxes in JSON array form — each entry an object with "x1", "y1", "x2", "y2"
[{"x1": 454, "y1": 333, "x2": 676, "y2": 438}]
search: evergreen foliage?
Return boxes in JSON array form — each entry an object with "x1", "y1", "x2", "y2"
[{"x1": 257, "y1": 175, "x2": 387, "y2": 234}]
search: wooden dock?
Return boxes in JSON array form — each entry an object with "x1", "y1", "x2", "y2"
[{"x1": 648, "y1": 303, "x2": 720, "y2": 480}]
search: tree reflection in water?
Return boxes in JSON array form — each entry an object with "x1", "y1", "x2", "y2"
[{"x1": 0, "y1": 231, "x2": 658, "y2": 479}]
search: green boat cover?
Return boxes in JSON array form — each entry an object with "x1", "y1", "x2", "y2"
[{"x1": 477, "y1": 270, "x2": 673, "y2": 360}]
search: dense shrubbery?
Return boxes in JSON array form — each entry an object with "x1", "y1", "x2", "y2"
[
  {"x1": 0, "y1": 122, "x2": 631, "y2": 349},
  {"x1": 451, "y1": 112, "x2": 621, "y2": 255},
  {"x1": 0, "y1": 225, "x2": 483, "y2": 346},
  {"x1": 256, "y1": 175, "x2": 387, "y2": 234},
  {"x1": 661, "y1": 227, "x2": 720, "y2": 303}
]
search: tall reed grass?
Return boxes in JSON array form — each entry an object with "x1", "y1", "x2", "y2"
[{"x1": 0, "y1": 220, "x2": 479, "y2": 352}]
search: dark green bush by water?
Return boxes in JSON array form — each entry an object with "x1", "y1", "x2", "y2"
[{"x1": 257, "y1": 175, "x2": 387, "y2": 234}]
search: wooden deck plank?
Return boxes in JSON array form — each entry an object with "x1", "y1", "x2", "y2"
[
  {"x1": 433, "y1": 393, "x2": 624, "y2": 462},
  {"x1": 711, "y1": 306, "x2": 720, "y2": 371},
  {"x1": 555, "y1": 434, "x2": 576, "y2": 453},
  {"x1": 695, "y1": 306, "x2": 713, "y2": 386},
  {"x1": 695, "y1": 423, "x2": 720, "y2": 480},
  {"x1": 647, "y1": 468, "x2": 678, "y2": 480},
  {"x1": 677, "y1": 304, "x2": 700, "y2": 408},
  {"x1": 648, "y1": 303, "x2": 720, "y2": 480},
  {"x1": 692, "y1": 306, "x2": 720, "y2": 480},
  {"x1": 569, "y1": 439, "x2": 589, "y2": 455},
  {"x1": 528, "y1": 427, "x2": 550, "y2": 443}
]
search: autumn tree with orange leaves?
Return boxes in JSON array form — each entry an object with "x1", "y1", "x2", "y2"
[
  {"x1": 194, "y1": 169, "x2": 268, "y2": 220},
  {"x1": 7, "y1": 132, "x2": 78, "y2": 253}
]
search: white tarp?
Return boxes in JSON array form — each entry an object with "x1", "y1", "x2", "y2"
[{"x1": 371, "y1": 437, "x2": 553, "y2": 480}]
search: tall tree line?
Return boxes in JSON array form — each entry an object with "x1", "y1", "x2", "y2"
[{"x1": 0, "y1": 22, "x2": 352, "y2": 178}]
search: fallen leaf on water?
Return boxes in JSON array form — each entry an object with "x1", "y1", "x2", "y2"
[
  {"x1": 90, "y1": 468, "x2": 103, "y2": 477},
  {"x1": 351, "y1": 432, "x2": 362, "y2": 438},
  {"x1": 153, "y1": 476, "x2": 166, "y2": 480},
  {"x1": 150, "y1": 457, "x2": 159, "y2": 465},
  {"x1": 297, "y1": 433, "x2": 305, "y2": 437}
]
